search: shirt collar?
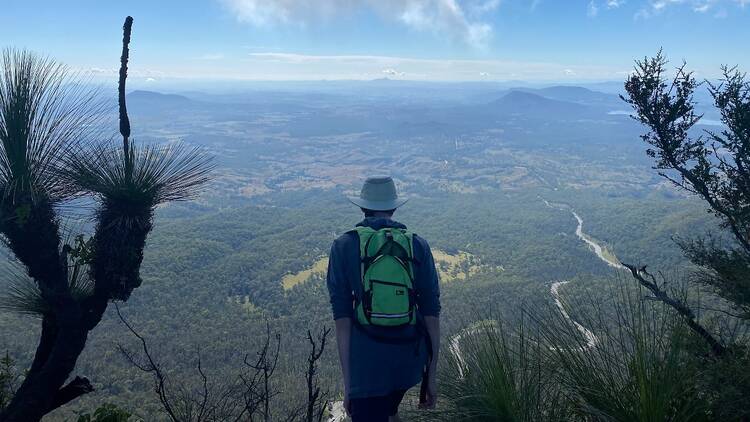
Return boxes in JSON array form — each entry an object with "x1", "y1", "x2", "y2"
[{"x1": 356, "y1": 217, "x2": 407, "y2": 230}]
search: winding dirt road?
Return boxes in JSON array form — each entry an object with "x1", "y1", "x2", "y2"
[
  {"x1": 329, "y1": 200, "x2": 623, "y2": 420},
  {"x1": 450, "y1": 200, "x2": 625, "y2": 374}
]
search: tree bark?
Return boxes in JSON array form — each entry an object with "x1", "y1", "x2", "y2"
[
  {"x1": 47, "y1": 376, "x2": 94, "y2": 412},
  {"x1": 0, "y1": 288, "x2": 110, "y2": 421},
  {"x1": 28, "y1": 316, "x2": 58, "y2": 374},
  {"x1": 1, "y1": 321, "x2": 90, "y2": 421}
]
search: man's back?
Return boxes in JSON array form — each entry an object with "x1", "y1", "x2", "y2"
[
  {"x1": 327, "y1": 216, "x2": 441, "y2": 421},
  {"x1": 327, "y1": 176, "x2": 441, "y2": 422},
  {"x1": 327, "y1": 217, "x2": 441, "y2": 327}
]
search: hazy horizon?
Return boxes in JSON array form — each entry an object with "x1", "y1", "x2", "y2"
[{"x1": 2, "y1": 0, "x2": 748, "y2": 84}]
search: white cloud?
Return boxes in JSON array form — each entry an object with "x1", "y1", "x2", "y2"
[
  {"x1": 88, "y1": 67, "x2": 117, "y2": 74},
  {"x1": 248, "y1": 52, "x2": 396, "y2": 64},
  {"x1": 636, "y1": 0, "x2": 745, "y2": 18},
  {"x1": 382, "y1": 68, "x2": 405, "y2": 76},
  {"x1": 468, "y1": 0, "x2": 501, "y2": 14},
  {"x1": 587, "y1": 0, "x2": 625, "y2": 17},
  {"x1": 220, "y1": 0, "x2": 351, "y2": 25},
  {"x1": 693, "y1": 3, "x2": 711, "y2": 11},
  {"x1": 242, "y1": 52, "x2": 624, "y2": 81},
  {"x1": 372, "y1": 0, "x2": 498, "y2": 48},
  {"x1": 588, "y1": 1, "x2": 600, "y2": 16},
  {"x1": 221, "y1": 0, "x2": 498, "y2": 48},
  {"x1": 84, "y1": 67, "x2": 166, "y2": 78}
]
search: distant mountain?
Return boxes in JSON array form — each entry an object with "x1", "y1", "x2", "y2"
[
  {"x1": 539, "y1": 86, "x2": 612, "y2": 101},
  {"x1": 127, "y1": 90, "x2": 191, "y2": 104},
  {"x1": 126, "y1": 90, "x2": 193, "y2": 115},
  {"x1": 578, "y1": 81, "x2": 627, "y2": 95},
  {"x1": 487, "y1": 90, "x2": 592, "y2": 117},
  {"x1": 512, "y1": 86, "x2": 621, "y2": 108}
]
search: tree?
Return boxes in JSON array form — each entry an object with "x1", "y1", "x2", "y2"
[
  {"x1": 621, "y1": 51, "x2": 750, "y2": 353},
  {"x1": 117, "y1": 304, "x2": 333, "y2": 422},
  {"x1": 76, "y1": 404, "x2": 134, "y2": 422},
  {"x1": 117, "y1": 307, "x2": 284, "y2": 422},
  {"x1": 0, "y1": 17, "x2": 212, "y2": 421},
  {"x1": 303, "y1": 327, "x2": 331, "y2": 422}
]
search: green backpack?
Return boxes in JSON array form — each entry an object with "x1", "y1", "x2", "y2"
[{"x1": 352, "y1": 226, "x2": 417, "y2": 327}]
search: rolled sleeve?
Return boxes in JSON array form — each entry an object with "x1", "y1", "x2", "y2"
[
  {"x1": 326, "y1": 238, "x2": 354, "y2": 320},
  {"x1": 414, "y1": 236, "x2": 441, "y2": 317}
]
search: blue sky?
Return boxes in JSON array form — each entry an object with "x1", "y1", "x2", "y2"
[{"x1": 1, "y1": 0, "x2": 748, "y2": 82}]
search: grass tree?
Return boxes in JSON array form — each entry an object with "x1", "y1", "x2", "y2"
[
  {"x1": 419, "y1": 319, "x2": 569, "y2": 422},
  {"x1": 542, "y1": 282, "x2": 706, "y2": 421},
  {"x1": 0, "y1": 17, "x2": 212, "y2": 421}
]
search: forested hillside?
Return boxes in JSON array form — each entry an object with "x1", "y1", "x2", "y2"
[
  {"x1": 0, "y1": 17, "x2": 745, "y2": 420},
  {"x1": 1, "y1": 183, "x2": 711, "y2": 420}
]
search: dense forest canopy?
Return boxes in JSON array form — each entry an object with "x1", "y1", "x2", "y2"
[{"x1": 0, "y1": 8, "x2": 748, "y2": 421}]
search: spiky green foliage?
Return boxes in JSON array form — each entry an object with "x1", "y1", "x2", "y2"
[
  {"x1": 60, "y1": 142, "x2": 212, "y2": 301},
  {"x1": 0, "y1": 265, "x2": 48, "y2": 316},
  {"x1": 0, "y1": 49, "x2": 105, "y2": 204},
  {"x1": 0, "y1": 243, "x2": 93, "y2": 317},
  {"x1": 64, "y1": 142, "x2": 212, "y2": 227},
  {"x1": 421, "y1": 320, "x2": 569, "y2": 422},
  {"x1": 0, "y1": 29, "x2": 212, "y2": 419},
  {"x1": 433, "y1": 281, "x2": 713, "y2": 421},
  {"x1": 0, "y1": 48, "x2": 104, "y2": 296},
  {"x1": 542, "y1": 282, "x2": 706, "y2": 422}
]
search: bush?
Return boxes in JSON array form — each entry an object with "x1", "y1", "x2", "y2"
[
  {"x1": 421, "y1": 319, "x2": 569, "y2": 421},
  {"x1": 76, "y1": 403, "x2": 133, "y2": 422},
  {"x1": 431, "y1": 280, "x2": 716, "y2": 421},
  {"x1": 542, "y1": 282, "x2": 707, "y2": 421}
]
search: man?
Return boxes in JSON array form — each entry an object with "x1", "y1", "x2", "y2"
[{"x1": 326, "y1": 176, "x2": 441, "y2": 422}]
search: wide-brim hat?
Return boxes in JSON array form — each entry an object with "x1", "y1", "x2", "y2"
[{"x1": 348, "y1": 176, "x2": 408, "y2": 211}]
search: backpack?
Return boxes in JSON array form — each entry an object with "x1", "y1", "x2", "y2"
[{"x1": 352, "y1": 226, "x2": 417, "y2": 327}]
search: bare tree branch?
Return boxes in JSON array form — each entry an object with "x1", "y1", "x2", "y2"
[
  {"x1": 305, "y1": 327, "x2": 331, "y2": 422},
  {"x1": 622, "y1": 262, "x2": 726, "y2": 356},
  {"x1": 115, "y1": 302, "x2": 180, "y2": 422}
]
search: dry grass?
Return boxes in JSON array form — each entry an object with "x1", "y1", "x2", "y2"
[
  {"x1": 282, "y1": 257, "x2": 329, "y2": 290},
  {"x1": 280, "y1": 248, "x2": 496, "y2": 290}
]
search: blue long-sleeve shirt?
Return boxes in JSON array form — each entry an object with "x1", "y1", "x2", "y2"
[{"x1": 326, "y1": 217, "x2": 441, "y2": 399}]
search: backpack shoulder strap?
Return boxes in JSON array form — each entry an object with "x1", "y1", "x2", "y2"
[
  {"x1": 398, "y1": 229, "x2": 415, "y2": 260},
  {"x1": 350, "y1": 226, "x2": 416, "y2": 261},
  {"x1": 351, "y1": 226, "x2": 377, "y2": 258}
]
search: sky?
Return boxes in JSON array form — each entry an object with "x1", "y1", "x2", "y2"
[{"x1": 1, "y1": 0, "x2": 748, "y2": 83}]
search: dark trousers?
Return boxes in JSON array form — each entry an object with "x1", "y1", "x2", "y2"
[{"x1": 349, "y1": 389, "x2": 407, "y2": 422}]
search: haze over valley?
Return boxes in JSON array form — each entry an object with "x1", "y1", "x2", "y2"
[
  {"x1": 1, "y1": 1, "x2": 748, "y2": 420},
  {"x1": 1, "y1": 79, "x2": 723, "y2": 419}
]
